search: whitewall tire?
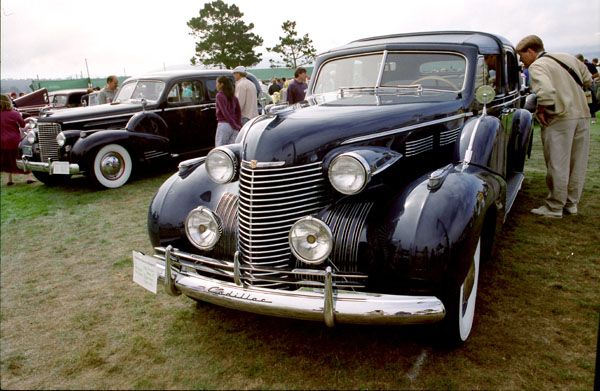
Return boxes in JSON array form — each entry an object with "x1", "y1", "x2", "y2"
[{"x1": 91, "y1": 144, "x2": 132, "y2": 188}]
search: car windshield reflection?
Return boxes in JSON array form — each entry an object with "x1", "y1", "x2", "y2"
[
  {"x1": 114, "y1": 80, "x2": 165, "y2": 103},
  {"x1": 313, "y1": 52, "x2": 466, "y2": 95}
]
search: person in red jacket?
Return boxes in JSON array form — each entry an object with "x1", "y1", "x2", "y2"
[
  {"x1": 1, "y1": 94, "x2": 34, "y2": 185},
  {"x1": 214, "y1": 76, "x2": 242, "y2": 146}
]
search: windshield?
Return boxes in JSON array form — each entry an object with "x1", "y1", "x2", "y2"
[
  {"x1": 114, "y1": 80, "x2": 165, "y2": 103},
  {"x1": 313, "y1": 52, "x2": 466, "y2": 94}
]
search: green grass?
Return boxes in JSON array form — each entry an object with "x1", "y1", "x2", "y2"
[{"x1": 1, "y1": 122, "x2": 599, "y2": 390}]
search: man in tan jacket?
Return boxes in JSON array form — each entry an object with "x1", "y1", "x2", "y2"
[
  {"x1": 516, "y1": 35, "x2": 592, "y2": 218},
  {"x1": 232, "y1": 66, "x2": 258, "y2": 125}
]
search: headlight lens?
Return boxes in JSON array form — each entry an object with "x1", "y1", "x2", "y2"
[
  {"x1": 289, "y1": 217, "x2": 333, "y2": 264},
  {"x1": 185, "y1": 207, "x2": 222, "y2": 250},
  {"x1": 206, "y1": 148, "x2": 237, "y2": 184},
  {"x1": 56, "y1": 132, "x2": 66, "y2": 147},
  {"x1": 26, "y1": 130, "x2": 36, "y2": 144},
  {"x1": 328, "y1": 154, "x2": 370, "y2": 195}
]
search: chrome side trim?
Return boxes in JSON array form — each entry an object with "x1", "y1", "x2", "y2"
[
  {"x1": 139, "y1": 250, "x2": 445, "y2": 326},
  {"x1": 341, "y1": 113, "x2": 472, "y2": 145}
]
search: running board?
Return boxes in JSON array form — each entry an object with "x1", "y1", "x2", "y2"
[{"x1": 505, "y1": 172, "x2": 525, "y2": 221}]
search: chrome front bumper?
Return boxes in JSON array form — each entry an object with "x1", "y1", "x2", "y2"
[
  {"x1": 17, "y1": 157, "x2": 80, "y2": 175},
  {"x1": 137, "y1": 247, "x2": 446, "y2": 327}
]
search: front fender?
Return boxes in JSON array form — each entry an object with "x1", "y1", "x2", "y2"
[
  {"x1": 455, "y1": 115, "x2": 502, "y2": 170},
  {"x1": 365, "y1": 164, "x2": 503, "y2": 295},
  {"x1": 148, "y1": 162, "x2": 238, "y2": 251},
  {"x1": 70, "y1": 129, "x2": 169, "y2": 166}
]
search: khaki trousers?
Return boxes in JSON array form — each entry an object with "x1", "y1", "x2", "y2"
[{"x1": 541, "y1": 118, "x2": 590, "y2": 211}]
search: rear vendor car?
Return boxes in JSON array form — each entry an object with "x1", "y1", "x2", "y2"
[{"x1": 133, "y1": 31, "x2": 534, "y2": 345}]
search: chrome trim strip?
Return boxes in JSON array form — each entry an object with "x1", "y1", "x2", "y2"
[
  {"x1": 62, "y1": 111, "x2": 145, "y2": 125},
  {"x1": 140, "y1": 251, "x2": 445, "y2": 326},
  {"x1": 341, "y1": 113, "x2": 471, "y2": 145}
]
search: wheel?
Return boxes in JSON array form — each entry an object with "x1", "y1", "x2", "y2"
[
  {"x1": 90, "y1": 144, "x2": 132, "y2": 188},
  {"x1": 441, "y1": 237, "x2": 481, "y2": 346},
  {"x1": 32, "y1": 171, "x2": 71, "y2": 186},
  {"x1": 411, "y1": 76, "x2": 459, "y2": 90}
]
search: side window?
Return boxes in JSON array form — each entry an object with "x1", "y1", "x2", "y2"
[
  {"x1": 167, "y1": 84, "x2": 180, "y2": 103},
  {"x1": 167, "y1": 81, "x2": 204, "y2": 104},
  {"x1": 506, "y1": 51, "x2": 520, "y2": 92},
  {"x1": 475, "y1": 55, "x2": 502, "y2": 95},
  {"x1": 207, "y1": 79, "x2": 218, "y2": 99}
]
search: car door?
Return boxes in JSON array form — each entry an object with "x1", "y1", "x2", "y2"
[{"x1": 162, "y1": 79, "x2": 214, "y2": 155}]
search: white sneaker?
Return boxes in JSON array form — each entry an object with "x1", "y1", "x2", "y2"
[
  {"x1": 564, "y1": 205, "x2": 578, "y2": 215},
  {"x1": 592, "y1": 118, "x2": 597, "y2": 124},
  {"x1": 531, "y1": 205, "x2": 562, "y2": 218}
]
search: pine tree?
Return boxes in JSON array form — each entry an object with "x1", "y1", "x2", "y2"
[{"x1": 267, "y1": 21, "x2": 317, "y2": 69}]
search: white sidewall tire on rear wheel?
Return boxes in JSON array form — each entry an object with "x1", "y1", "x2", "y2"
[{"x1": 92, "y1": 144, "x2": 132, "y2": 188}]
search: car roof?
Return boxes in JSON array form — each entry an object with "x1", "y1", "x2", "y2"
[
  {"x1": 324, "y1": 31, "x2": 512, "y2": 55},
  {"x1": 123, "y1": 69, "x2": 235, "y2": 83}
]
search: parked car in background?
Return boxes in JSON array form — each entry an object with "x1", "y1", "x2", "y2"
[
  {"x1": 17, "y1": 70, "x2": 264, "y2": 188},
  {"x1": 13, "y1": 88, "x2": 49, "y2": 118},
  {"x1": 134, "y1": 31, "x2": 535, "y2": 346}
]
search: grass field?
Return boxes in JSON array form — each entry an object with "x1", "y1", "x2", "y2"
[{"x1": 1, "y1": 123, "x2": 599, "y2": 390}]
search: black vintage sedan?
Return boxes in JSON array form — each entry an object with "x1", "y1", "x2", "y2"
[
  {"x1": 17, "y1": 70, "x2": 264, "y2": 188},
  {"x1": 133, "y1": 31, "x2": 535, "y2": 345}
]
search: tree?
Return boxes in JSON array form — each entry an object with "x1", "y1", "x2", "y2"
[
  {"x1": 187, "y1": 0, "x2": 263, "y2": 69},
  {"x1": 267, "y1": 21, "x2": 317, "y2": 69}
]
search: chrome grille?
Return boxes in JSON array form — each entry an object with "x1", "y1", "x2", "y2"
[
  {"x1": 37, "y1": 122, "x2": 62, "y2": 161},
  {"x1": 405, "y1": 135, "x2": 433, "y2": 157},
  {"x1": 212, "y1": 192, "x2": 239, "y2": 260},
  {"x1": 238, "y1": 161, "x2": 330, "y2": 287}
]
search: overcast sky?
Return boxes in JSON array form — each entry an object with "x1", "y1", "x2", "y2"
[{"x1": 1, "y1": 0, "x2": 598, "y2": 80}]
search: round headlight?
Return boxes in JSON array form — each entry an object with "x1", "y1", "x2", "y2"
[
  {"x1": 185, "y1": 207, "x2": 222, "y2": 250},
  {"x1": 289, "y1": 216, "x2": 333, "y2": 264},
  {"x1": 328, "y1": 153, "x2": 370, "y2": 195},
  {"x1": 56, "y1": 132, "x2": 66, "y2": 147},
  {"x1": 26, "y1": 130, "x2": 36, "y2": 144},
  {"x1": 205, "y1": 148, "x2": 237, "y2": 184}
]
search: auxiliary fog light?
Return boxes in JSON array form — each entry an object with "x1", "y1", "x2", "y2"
[
  {"x1": 289, "y1": 216, "x2": 333, "y2": 264},
  {"x1": 185, "y1": 207, "x2": 222, "y2": 250}
]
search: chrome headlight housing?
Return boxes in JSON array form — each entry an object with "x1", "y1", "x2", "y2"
[
  {"x1": 328, "y1": 153, "x2": 371, "y2": 195},
  {"x1": 289, "y1": 216, "x2": 333, "y2": 264},
  {"x1": 56, "y1": 132, "x2": 66, "y2": 147},
  {"x1": 185, "y1": 207, "x2": 222, "y2": 250},
  {"x1": 205, "y1": 147, "x2": 238, "y2": 184}
]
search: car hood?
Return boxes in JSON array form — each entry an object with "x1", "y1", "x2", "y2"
[
  {"x1": 36, "y1": 101, "x2": 152, "y2": 123},
  {"x1": 242, "y1": 93, "x2": 466, "y2": 164}
]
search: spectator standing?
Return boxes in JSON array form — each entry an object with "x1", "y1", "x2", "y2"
[
  {"x1": 576, "y1": 54, "x2": 599, "y2": 123},
  {"x1": 268, "y1": 78, "x2": 282, "y2": 95},
  {"x1": 1, "y1": 94, "x2": 34, "y2": 185},
  {"x1": 286, "y1": 67, "x2": 308, "y2": 105},
  {"x1": 232, "y1": 66, "x2": 258, "y2": 124},
  {"x1": 98, "y1": 75, "x2": 119, "y2": 104},
  {"x1": 214, "y1": 76, "x2": 242, "y2": 146},
  {"x1": 516, "y1": 35, "x2": 591, "y2": 218}
]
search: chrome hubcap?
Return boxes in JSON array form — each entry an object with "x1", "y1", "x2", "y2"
[{"x1": 100, "y1": 153, "x2": 124, "y2": 180}]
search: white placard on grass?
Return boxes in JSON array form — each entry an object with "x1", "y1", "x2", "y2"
[{"x1": 132, "y1": 251, "x2": 158, "y2": 294}]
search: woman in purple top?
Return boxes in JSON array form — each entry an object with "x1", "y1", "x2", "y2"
[
  {"x1": 1, "y1": 94, "x2": 34, "y2": 185},
  {"x1": 215, "y1": 76, "x2": 242, "y2": 146}
]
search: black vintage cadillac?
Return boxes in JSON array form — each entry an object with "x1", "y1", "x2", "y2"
[
  {"x1": 16, "y1": 70, "x2": 264, "y2": 188},
  {"x1": 133, "y1": 31, "x2": 535, "y2": 345}
]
